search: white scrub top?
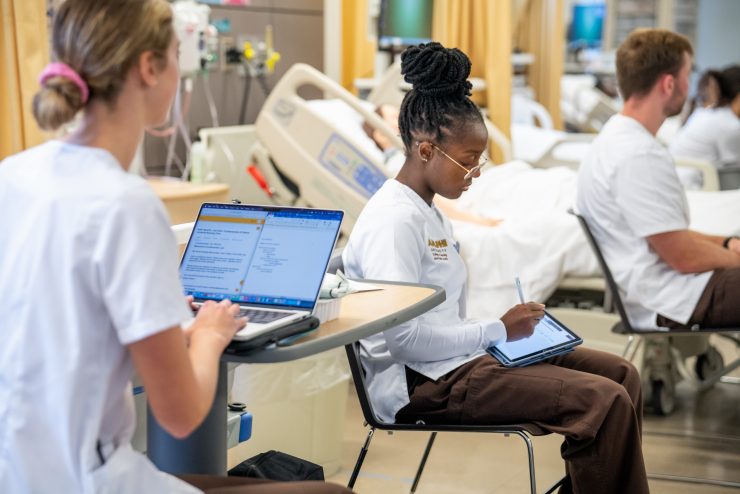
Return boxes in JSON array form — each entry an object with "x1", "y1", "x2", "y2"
[
  {"x1": 342, "y1": 179, "x2": 506, "y2": 422},
  {"x1": 576, "y1": 114, "x2": 712, "y2": 329},
  {"x1": 669, "y1": 107, "x2": 740, "y2": 167},
  {"x1": 0, "y1": 141, "x2": 197, "y2": 493}
]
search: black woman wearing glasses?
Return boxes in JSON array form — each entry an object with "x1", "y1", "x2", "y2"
[{"x1": 341, "y1": 42, "x2": 648, "y2": 494}]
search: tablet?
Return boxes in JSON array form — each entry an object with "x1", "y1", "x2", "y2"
[{"x1": 487, "y1": 311, "x2": 582, "y2": 367}]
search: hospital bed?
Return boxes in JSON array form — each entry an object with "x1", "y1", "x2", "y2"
[
  {"x1": 560, "y1": 74, "x2": 621, "y2": 133},
  {"x1": 200, "y1": 63, "x2": 735, "y2": 317}
]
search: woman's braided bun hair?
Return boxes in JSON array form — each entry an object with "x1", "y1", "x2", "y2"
[
  {"x1": 398, "y1": 42, "x2": 482, "y2": 152},
  {"x1": 401, "y1": 42, "x2": 473, "y2": 99}
]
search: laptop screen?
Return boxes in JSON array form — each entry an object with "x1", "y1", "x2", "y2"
[{"x1": 180, "y1": 203, "x2": 343, "y2": 310}]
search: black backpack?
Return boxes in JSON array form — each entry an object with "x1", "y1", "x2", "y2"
[{"x1": 228, "y1": 450, "x2": 324, "y2": 481}]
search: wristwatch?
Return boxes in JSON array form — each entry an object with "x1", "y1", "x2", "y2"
[{"x1": 723, "y1": 236, "x2": 739, "y2": 249}]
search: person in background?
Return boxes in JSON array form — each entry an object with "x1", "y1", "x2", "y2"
[
  {"x1": 0, "y1": 1, "x2": 351, "y2": 493},
  {"x1": 343, "y1": 42, "x2": 648, "y2": 494},
  {"x1": 671, "y1": 65, "x2": 740, "y2": 168},
  {"x1": 682, "y1": 68, "x2": 722, "y2": 121},
  {"x1": 577, "y1": 29, "x2": 740, "y2": 337}
]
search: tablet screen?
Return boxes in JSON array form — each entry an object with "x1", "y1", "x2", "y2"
[{"x1": 493, "y1": 313, "x2": 579, "y2": 361}]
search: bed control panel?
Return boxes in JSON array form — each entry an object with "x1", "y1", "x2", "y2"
[{"x1": 318, "y1": 134, "x2": 387, "y2": 198}]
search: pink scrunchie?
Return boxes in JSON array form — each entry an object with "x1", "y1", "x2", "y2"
[{"x1": 38, "y1": 62, "x2": 90, "y2": 104}]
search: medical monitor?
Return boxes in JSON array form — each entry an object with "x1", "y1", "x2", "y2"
[
  {"x1": 568, "y1": 2, "x2": 606, "y2": 49},
  {"x1": 180, "y1": 203, "x2": 343, "y2": 310},
  {"x1": 377, "y1": 0, "x2": 434, "y2": 49}
]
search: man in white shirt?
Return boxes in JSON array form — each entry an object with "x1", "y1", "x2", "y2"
[{"x1": 577, "y1": 29, "x2": 740, "y2": 332}]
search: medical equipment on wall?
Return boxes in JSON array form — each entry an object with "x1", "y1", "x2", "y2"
[
  {"x1": 173, "y1": 1, "x2": 214, "y2": 75},
  {"x1": 148, "y1": 0, "x2": 220, "y2": 179},
  {"x1": 234, "y1": 26, "x2": 282, "y2": 124}
]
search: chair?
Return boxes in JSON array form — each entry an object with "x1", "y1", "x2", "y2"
[
  {"x1": 344, "y1": 343, "x2": 567, "y2": 494},
  {"x1": 569, "y1": 209, "x2": 740, "y2": 415},
  {"x1": 328, "y1": 253, "x2": 564, "y2": 494}
]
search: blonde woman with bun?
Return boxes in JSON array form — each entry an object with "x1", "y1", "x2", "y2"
[{"x1": 0, "y1": 1, "x2": 351, "y2": 493}]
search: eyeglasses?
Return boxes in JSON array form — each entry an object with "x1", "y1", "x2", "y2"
[{"x1": 417, "y1": 141, "x2": 488, "y2": 180}]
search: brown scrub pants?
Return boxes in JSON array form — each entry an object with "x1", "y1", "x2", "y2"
[
  {"x1": 395, "y1": 347, "x2": 648, "y2": 494},
  {"x1": 658, "y1": 266, "x2": 740, "y2": 329}
]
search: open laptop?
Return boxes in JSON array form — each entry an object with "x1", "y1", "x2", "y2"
[{"x1": 180, "y1": 203, "x2": 343, "y2": 341}]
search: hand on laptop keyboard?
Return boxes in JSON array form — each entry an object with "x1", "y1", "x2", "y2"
[{"x1": 189, "y1": 299, "x2": 247, "y2": 347}]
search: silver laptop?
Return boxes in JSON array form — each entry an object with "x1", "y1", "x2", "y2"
[{"x1": 180, "y1": 203, "x2": 343, "y2": 341}]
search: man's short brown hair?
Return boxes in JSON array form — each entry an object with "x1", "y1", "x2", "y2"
[{"x1": 616, "y1": 29, "x2": 693, "y2": 101}]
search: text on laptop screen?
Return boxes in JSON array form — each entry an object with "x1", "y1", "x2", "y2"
[{"x1": 180, "y1": 204, "x2": 342, "y2": 309}]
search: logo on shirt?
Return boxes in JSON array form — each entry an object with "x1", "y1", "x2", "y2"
[{"x1": 428, "y1": 238, "x2": 449, "y2": 261}]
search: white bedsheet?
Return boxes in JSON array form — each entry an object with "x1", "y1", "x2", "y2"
[
  {"x1": 453, "y1": 161, "x2": 596, "y2": 319},
  {"x1": 453, "y1": 161, "x2": 740, "y2": 321}
]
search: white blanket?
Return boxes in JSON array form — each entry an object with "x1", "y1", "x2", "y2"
[
  {"x1": 452, "y1": 161, "x2": 595, "y2": 319},
  {"x1": 453, "y1": 161, "x2": 740, "y2": 321}
]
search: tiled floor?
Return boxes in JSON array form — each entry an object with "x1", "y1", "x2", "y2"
[{"x1": 323, "y1": 335, "x2": 740, "y2": 493}]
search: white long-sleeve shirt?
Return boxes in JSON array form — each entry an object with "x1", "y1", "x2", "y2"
[{"x1": 342, "y1": 179, "x2": 506, "y2": 422}]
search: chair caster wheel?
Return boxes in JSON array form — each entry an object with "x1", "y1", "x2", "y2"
[
  {"x1": 649, "y1": 379, "x2": 675, "y2": 416},
  {"x1": 695, "y1": 346, "x2": 724, "y2": 382}
]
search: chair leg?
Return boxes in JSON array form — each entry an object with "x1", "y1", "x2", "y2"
[
  {"x1": 512, "y1": 431, "x2": 537, "y2": 494},
  {"x1": 622, "y1": 334, "x2": 635, "y2": 359},
  {"x1": 410, "y1": 432, "x2": 437, "y2": 494},
  {"x1": 347, "y1": 427, "x2": 375, "y2": 489}
]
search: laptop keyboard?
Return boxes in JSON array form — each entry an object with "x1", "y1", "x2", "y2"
[{"x1": 238, "y1": 308, "x2": 292, "y2": 324}]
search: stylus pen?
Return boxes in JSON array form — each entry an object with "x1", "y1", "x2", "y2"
[{"x1": 515, "y1": 276, "x2": 526, "y2": 304}]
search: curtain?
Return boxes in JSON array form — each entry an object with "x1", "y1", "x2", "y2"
[
  {"x1": 0, "y1": 0, "x2": 49, "y2": 160},
  {"x1": 341, "y1": 0, "x2": 375, "y2": 93},
  {"x1": 514, "y1": 0, "x2": 564, "y2": 129},
  {"x1": 433, "y1": 0, "x2": 512, "y2": 163}
]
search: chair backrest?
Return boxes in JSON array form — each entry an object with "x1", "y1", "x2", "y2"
[
  {"x1": 568, "y1": 210, "x2": 634, "y2": 332},
  {"x1": 328, "y1": 248, "x2": 392, "y2": 429},
  {"x1": 345, "y1": 342, "x2": 387, "y2": 429}
]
